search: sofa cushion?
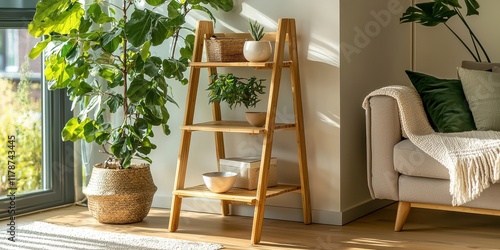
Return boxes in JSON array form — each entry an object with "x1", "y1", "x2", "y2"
[
  {"x1": 405, "y1": 70, "x2": 476, "y2": 133},
  {"x1": 458, "y1": 67, "x2": 500, "y2": 131},
  {"x1": 393, "y1": 139, "x2": 449, "y2": 180}
]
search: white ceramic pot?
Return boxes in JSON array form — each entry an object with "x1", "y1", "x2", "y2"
[{"x1": 243, "y1": 41, "x2": 272, "y2": 62}]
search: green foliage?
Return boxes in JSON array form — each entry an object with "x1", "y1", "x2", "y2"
[
  {"x1": 28, "y1": 0, "x2": 234, "y2": 169},
  {"x1": 0, "y1": 73, "x2": 42, "y2": 196},
  {"x1": 400, "y1": 0, "x2": 489, "y2": 62},
  {"x1": 248, "y1": 19, "x2": 265, "y2": 41},
  {"x1": 207, "y1": 73, "x2": 265, "y2": 109}
]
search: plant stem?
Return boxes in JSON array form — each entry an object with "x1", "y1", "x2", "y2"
[
  {"x1": 470, "y1": 31, "x2": 481, "y2": 62},
  {"x1": 443, "y1": 23, "x2": 479, "y2": 62},
  {"x1": 454, "y1": 7, "x2": 490, "y2": 63},
  {"x1": 169, "y1": 4, "x2": 190, "y2": 59},
  {"x1": 122, "y1": 0, "x2": 129, "y2": 137}
]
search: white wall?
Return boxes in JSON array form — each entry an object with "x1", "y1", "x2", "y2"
[
  {"x1": 144, "y1": 0, "x2": 411, "y2": 225},
  {"x1": 339, "y1": 0, "x2": 411, "y2": 222}
]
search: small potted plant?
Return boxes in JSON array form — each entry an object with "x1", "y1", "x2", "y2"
[
  {"x1": 207, "y1": 73, "x2": 267, "y2": 126},
  {"x1": 243, "y1": 19, "x2": 273, "y2": 62}
]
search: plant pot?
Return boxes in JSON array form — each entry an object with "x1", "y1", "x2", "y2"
[
  {"x1": 245, "y1": 112, "x2": 267, "y2": 127},
  {"x1": 243, "y1": 41, "x2": 272, "y2": 62},
  {"x1": 83, "y1": 163, "x2": 157, "y2": 224}
]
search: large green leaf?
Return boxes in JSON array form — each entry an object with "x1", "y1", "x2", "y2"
[
  {"x1": 61, "y1": 117, "x2": 91, "y2": 142},
  {"x1": 168, "y1": 1, "x2": 183, "y2": 18},
  {"x1": 145, "y1": 88, "x2": 165, "y2": 106},
  {"x1": 463, "y1": 0, "x2": 479, "y2": 15},
  {"x1": 144, "y1": 56, "x2": 162, "y2": 77},
  {"x1": 400, "y1": 2, "x2": 456, "y2": 26},
  {"x1": 106, "y1": 95, "x2": 123, "y2": 113},
  {"x1": 437, "y1": 0, "x2": 479, "y2": 15},
  {"x1": 88, "y1": 3, "x2": 114, "y2": 24},
  {"x1": 197, "y1": 0, "x2": 234, "y2": 12},
  {"x1": 45, "y1": 55, "x2": 72, "y2": 89},
  {"x1": 146, "y1": 0, "x2": 167, "y2": 6},
  {"x1": 83, "y1": 120, "x2": 99, "y2": 143},
  {"x1": 163, "y1": 58, "x2": 187, "y2": 82},
  {"x1": 134, "y1": 118, "x2": 151, "y2": 139},
  {"x1": 125, "y1": 9, "x2": 153, "y2": 47},
  {"x1": 61, "y1": 117, "x2": 82, "y2": 141},
  {"x1": 150, "y1": 18, "x2": 170, "y2": 46},
  {"x1": 180, "y1": 34, "x2": 195, "y2": 61},
  {"x1": 28, "y1": 0, "x2": 84, "y2": 37},
  {"x1": 101, "y1": 28, "x2": 122, "y2": 53},
  {"x1": 29, "y1": 37, "x2": 52, "y2": 59},
  {"x1": 127, "y1": 77, "x2": 151, "y2": 103}
]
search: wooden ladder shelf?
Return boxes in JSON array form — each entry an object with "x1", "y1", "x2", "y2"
[{"x1": 168, "y1": 18, "x2": 311, "y2": 244}]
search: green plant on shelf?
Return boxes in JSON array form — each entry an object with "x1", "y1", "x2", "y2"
[
  {"x1": 248, "y1": 19, "x2": 265, "y2": 41},
  {"x1": 207, "y1": 73, "x2": 266, "y2": 109}
]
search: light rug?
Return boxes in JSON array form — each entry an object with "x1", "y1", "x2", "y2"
[
  {"x1": 363, "y1": 85, "x2": 500, "y2": 206},
  {"x1": 1, "y1": 221, "x2": 223, "y2": 250}
]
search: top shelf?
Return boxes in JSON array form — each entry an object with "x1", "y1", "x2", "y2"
[{"x1": 189, "y1": 61, "x2": 292, "y2": 69}]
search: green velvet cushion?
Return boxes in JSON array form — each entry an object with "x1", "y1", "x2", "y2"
[{"x1": 405, "y1": 70, "x2": 476, "y2": 132}]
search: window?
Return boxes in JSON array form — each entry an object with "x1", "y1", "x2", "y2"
[{"x1": 0, "y1": 0, "x2": 74, "y2": 217}]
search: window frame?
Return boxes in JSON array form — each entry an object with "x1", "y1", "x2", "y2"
[{"x1": 0, "y1": 0, "x2": 74, "y2": 218}]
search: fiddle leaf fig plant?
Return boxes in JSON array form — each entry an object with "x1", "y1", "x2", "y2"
[
  {"x1": 207, "y1": 73, "x2": 266, "y2": 109},
  {"x1": 401, "y1": 0, "x2": 489, "y2": 62},
  {"x1": 28, "y1": 0, "x2": 234, "y2": 169}
]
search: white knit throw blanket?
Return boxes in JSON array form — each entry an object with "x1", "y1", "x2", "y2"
[{"x1": 363, "y1": 85, "x2": 500, "y2": 206}]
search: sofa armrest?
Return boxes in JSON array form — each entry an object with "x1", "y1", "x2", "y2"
[{"x1": 365, "y1": 95, "x2": 403, "y2": 201}]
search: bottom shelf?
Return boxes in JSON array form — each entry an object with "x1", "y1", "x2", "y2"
[{"x1": 172, "y1": 184, "x2": 301, "y2": 205}]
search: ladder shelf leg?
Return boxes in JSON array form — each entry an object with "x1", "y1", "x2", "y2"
[{"x1": 288, "y1": 18, "x2": 312, "y2": 225}]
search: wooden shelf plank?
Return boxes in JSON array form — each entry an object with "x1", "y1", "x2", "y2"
[
  {"x1": 173, "y1": 184, "x2": 301, "y2": 205},
  {"x1": 189, "y1": 61, "x2": 292, "y2": 69},
  {"x1": 180, "y1": 121, "x2": 296, "y2": 134}
]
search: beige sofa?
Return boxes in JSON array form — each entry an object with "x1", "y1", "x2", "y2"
[{"x1": 365, "y1": 93, "x2": 500, "y2": 231}]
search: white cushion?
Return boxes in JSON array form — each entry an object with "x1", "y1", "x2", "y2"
[{"x1": 458, "y1": 67, "x2": 500, "y2": 131}]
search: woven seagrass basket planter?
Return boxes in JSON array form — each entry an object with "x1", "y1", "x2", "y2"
[{"x1": 84, "y1": 163, "x2": 157, "y2": 224}]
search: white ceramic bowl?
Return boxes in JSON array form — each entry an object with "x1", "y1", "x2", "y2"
[{"x1": 202, "y1": 172, "x2": 238, "y2": 193}]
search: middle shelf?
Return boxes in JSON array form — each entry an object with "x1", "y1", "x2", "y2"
[
  {"x1": 172, "y1": 184, "x2": 301, "y2": 205},
  {"x1": 180, "y1": 120, "x2": 296, "y2": 134}
]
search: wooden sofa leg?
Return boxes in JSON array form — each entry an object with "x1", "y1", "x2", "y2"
[{"x1": 395, "y1": 201, "x2": 411, "y2": 232}]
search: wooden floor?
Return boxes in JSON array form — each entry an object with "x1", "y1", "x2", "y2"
[{"x1": 15, "y1": 203, "x2": 500, "y2": 249}]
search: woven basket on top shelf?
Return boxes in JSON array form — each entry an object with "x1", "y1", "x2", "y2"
[
  {"x1": 84, "y1": 163, "x2": 157, "y2": 224},
  {"x1": 205, "y1": 37, "x2": 247, "y2": 62}
]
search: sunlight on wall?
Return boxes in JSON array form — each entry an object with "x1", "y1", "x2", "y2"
[
  {"x1": 318, "y1": 111, "x2": 340, "y2": 128},
  {"x1": 186, "y1": 10, "x2": 243, "y2": 33},
  {"x1": 307, "y1": 34, "x2": 340, "y2": 67},
  {"x1": 239, "y1": 2, "x2": 278, "y2": 30}
]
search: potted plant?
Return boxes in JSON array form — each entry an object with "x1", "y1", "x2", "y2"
[
  {"x1": 207, "y1": 73, "x2": 267, "y2": 126},
  {"x1": 243, "y1": 19, "x2": 272, "y2": 62},
  {"x1": 400, "y1": 0, "x2": 490, "y2": 62},
  {"x1": 28, "y1": 0, "x2": 234, "y2": 224}
]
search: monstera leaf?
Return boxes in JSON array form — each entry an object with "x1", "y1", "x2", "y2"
[
  {"x1": 400, "y1": 0, "x2": 489, "y2": 63},
  {"x1": 437, "y1": 0, "x2": 479, "y2": 15},
  {"x1": 401, "y1": 2, "x2": 456, "y2": 26}
]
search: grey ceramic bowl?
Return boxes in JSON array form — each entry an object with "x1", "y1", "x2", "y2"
[{"x1": 202, "y1": 171, "x2": 237, "y2": 193}]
